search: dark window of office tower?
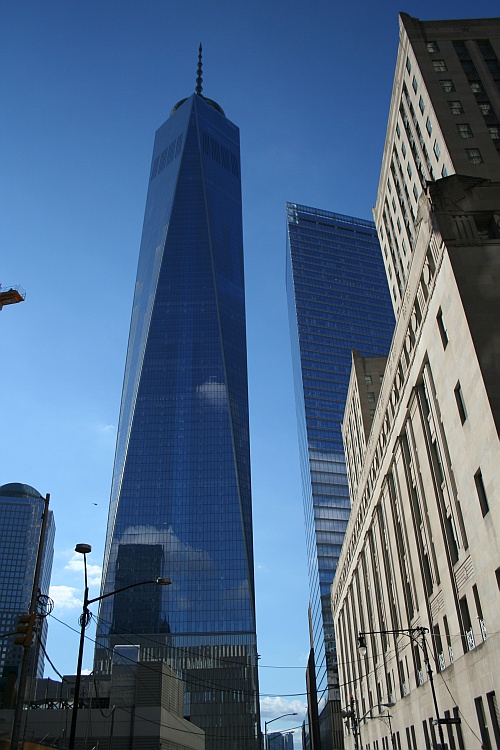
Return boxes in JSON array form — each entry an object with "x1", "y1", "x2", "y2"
[
  {"x1": 479, "y1": 102, "x2": 493, "y2": 116},
  {"x1": 433, "y1": 60, "x2": 447, "y2": 72},
  {"x1": 448, "y1": 101, "x2": 464, "y2": 114},
  {"x1": 476, "y1": 40, "x2": 496, "y2": 58},
  {"x1": 474, "y1": 469, "x2": 489, "y2": 516},
  {"x1": 427, "y1": 41, "x2": 440, "y2": 53},
  {"x1": 466, "y1": 148, "x2": 483, "y2": 164},
  {"x1": 457, "y1": 123, "x2": 473, "y2": 138},
  {"x1": 440, "y1": 79, "x2": 455, "y2": 93}
]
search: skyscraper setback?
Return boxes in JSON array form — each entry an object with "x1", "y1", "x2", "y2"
[
  {"x1": 95, "y1": 58, "x2": 259, "y2": 749},
  {"x1": 286, "y1": 205, "x2": 394, "y2": 748}
]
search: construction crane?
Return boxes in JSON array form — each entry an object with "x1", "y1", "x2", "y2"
[{"x1": 0, "y1": 284, "x2": 26, "y2": 311}]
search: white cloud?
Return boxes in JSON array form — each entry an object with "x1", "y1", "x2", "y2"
[
  {"x1": 118, "y1": 525, "x2": 212, "y2": 566},
  {"x1": 260, "y1": 695, "x2": 307, "y2": 723},
  {"x1": 64, "y1": 554, "x2": 102, "y2": 587},
  {"x1": 196, "y1": 380, "x2": 228, "y2": 409},
  {"x1": 49, "y1": 585, "x2": 81, "y2": 609}
]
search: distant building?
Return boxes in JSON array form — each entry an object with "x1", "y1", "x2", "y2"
[
  {"x1": 0, "y1": 653, "x2": 204, "y2": 750},
  {"x1": 268, "y1": 732, "x2": 283, "y2": 750},
  {"x1": 286, "y1": 204, "x2": 394, "y2": 749},
  {"x1": 0, "y1": 483, "x2": 54, "y2": 707},
  {"x1": 268, "y1": 731, "x2": 294, "y2": 750}
]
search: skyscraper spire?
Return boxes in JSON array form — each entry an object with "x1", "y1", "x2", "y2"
[{"x1": 196, "y1": 43, "x2": 203, "y2": 95}]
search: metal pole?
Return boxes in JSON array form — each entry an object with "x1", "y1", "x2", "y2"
[
  {"x1": 387, "y1": 714, "x2": 396, "y2": 750},
  {"x1": 10, "y1": 493, "x2": 50, "y2": 750},
  {"x1": 68, "y1": 553, "x2": 89, "y2": 750},
  {"x1": 351, "y1": 695, "x2": 360, "y2": 750},
  {"x1": 420, "y1": 629, "x2": 446, "y2": 749}
]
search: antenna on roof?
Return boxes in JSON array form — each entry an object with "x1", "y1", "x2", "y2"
[{"x1": 196, "y1": 43, "x2": 203, "y2": 96}]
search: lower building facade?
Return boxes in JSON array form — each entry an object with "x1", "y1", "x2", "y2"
[
  {"x1": 331, "y1": 175, "x2": 500, "y2": 750},
  {"x1": 1, "y1": 656, "x2": 205, "y2": 750}
]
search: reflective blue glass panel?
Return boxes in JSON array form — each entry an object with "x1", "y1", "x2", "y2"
[
  {"x1": 95, "y1": 95, "x2": 259, "y2": 750},
  {"x1": 286, "y1": 203, "x2": 394, "y2": 739},
  {"x1": 0, "y1": 483, "x2": 55, "y2": 684}
]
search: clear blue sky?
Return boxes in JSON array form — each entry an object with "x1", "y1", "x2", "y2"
[{"x1": 1, "y1": 0, "x2": 499, "y2": 741}]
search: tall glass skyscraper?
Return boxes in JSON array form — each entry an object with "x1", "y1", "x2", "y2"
[
  {"x1": 95, "y1": 69, "x2": 259, "y2": 749},
  {"x1": 286, "y1": 204, "x2": 394, "y2": 750},
  {"x1": 0, "y1": 483, "x2": 55, "y2": 702}
]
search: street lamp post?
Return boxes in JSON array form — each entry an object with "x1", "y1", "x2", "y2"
[
  {"x1": 358, "y1": 628, "x2": 446, "y2": 750},
  {"x1": 68, "y1": 544, "x2": 171, "y2": 750},
  {"x1": 264, "y1": 712, "x2": 297, "y2": 750},
  {"x1": 341, "y1": 695, "x2": 361, "y2": 750}
]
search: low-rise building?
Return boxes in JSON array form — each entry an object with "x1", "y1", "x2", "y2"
[{"x1": 1, "y1": 651, "x2": 204, "y2": 750}]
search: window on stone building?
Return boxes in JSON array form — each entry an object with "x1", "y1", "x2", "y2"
[
  {"x1": 454, "y1": 382, "x2": 467, "y2": 424},
  {"x1": 474, "y1": 469, "x2": 489, "y2": 516},
  {"x1": 436, "y1": 308, "x2": 449, "y2": 348},
  {"x1": 486, "y1": 692, "x2": 500, "y2": 749},
  {"x1": 475, "y1": 696, "x2": 492, "y2": 750}
]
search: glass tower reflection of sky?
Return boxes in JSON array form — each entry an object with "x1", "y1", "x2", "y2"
[
  {"x1": 0, "y1": 483, "x2": 55, "y2": 688},
  {"x1": 95, "y1": 68, "x2": 259, "y2": 749},
  {"x1": 286, "y1": 204, "x2": 394, "y2": 740}
]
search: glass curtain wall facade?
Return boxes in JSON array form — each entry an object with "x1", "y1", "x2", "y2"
[
  {"x1": 94, "y1": 92, "x2": 259, "y2": 750},
  {"x1": 0, "y1": 483, "x2": 55, "y2": 704},
  {"x1": 286, "y1": 204, "x2": 394, "y2": 748}
]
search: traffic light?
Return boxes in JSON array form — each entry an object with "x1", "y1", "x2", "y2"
[{"x1": 14, "y1": 613, "x2": 36, "y2": 647}]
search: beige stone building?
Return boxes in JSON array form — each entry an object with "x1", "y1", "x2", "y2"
[
  {"x1": 374, "y1": 14, "x2": 500, "y2": 317},
  {"x1": 332, "y1": 173, "x2": 500, "y2": 749},
  {"x1": 331, "y1": 13, "x2": 500, "y2": 749}
]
